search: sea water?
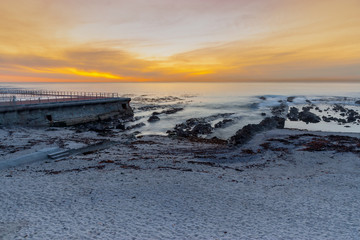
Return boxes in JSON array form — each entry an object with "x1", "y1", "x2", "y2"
[{"x1": 2, "y1": 82, "x2": 360, "y2": 137}]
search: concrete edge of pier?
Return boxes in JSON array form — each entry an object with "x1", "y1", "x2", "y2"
[
  {"x1": 0, "y1": 97, "x2": 131, "y2": 112},
  {"x1": 0, "y1": 147, "x2": 61, "y2": 170}
]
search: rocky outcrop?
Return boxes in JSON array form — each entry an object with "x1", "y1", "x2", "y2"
[
  {"x1": 162, "y1": 108, "x2": 184, "y2": 115},
  {"x1": 228, "y1": 117, "x2": 285, "y2": 146},
  {"x1": 167, "y1": 113, "x2": 235, "y2": 138},
  {"x1": 151, "y1": 107, "x2": 184, "y2": 116},
  {"x1": 287, "y1": 96, "x2": 296, "y2": 102},
  {"x1": 298, "y1": 111, "x2": 321, "y2": 124},
  {"x1": 286, "y1": 105, "x2": 320, "y2": 124},
  {"x1": 115, "y1": 123, "x2": 126, "y2": 130},
  {"x1": 148, "y1": 115, "x2": 160, "y2": 122},
  {"x1": 322, "y1": 107, "x2": 360, "y2": 124},
  {"x1": 214, "y1": 119, "x2": 233, "y2": 128},
  {"x1": 271, "y1": 102, "x2": 288, "y2": 117},
  {"x1": 126, "y1": 122, "x2": 146, "y2": 130},
  {"x1": 347, "y1": 109, "x2": 359, "y2": 123},
  {"x1": 192, "y1": 123, "x2": 213, "y2": 135},
  {"x1": 333, "y1": 104, "x2": 346, "y2": 113},
  {"x1": 322, "y1": 116, "x2": 347, "y2": 124},
  {"x1": 287, "y1": 107, "x2": 299, "y2": 121},
  {"x1": 167, "y1": 118, "x2": 213, "y2": 137}
]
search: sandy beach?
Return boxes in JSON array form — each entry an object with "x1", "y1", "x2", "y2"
[{"x1": 1, "y1": 125, "x2": 359, "y2": 239}]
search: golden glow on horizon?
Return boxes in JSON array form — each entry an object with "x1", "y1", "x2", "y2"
[
  {"x1": 21, "y1": 67, "x2": 123, "y2": 79},
  {"x1": 189, "y1": 70, "x2": 215, "y2": 76},
  {"x1": 64, "y1": 68, "x2": 122, "y2": 79},
  {"x1": 0, "y1": 0, "x2": 359, "y2": 82}
]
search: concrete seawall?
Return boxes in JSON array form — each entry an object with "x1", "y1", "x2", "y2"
[{"x1": 0, "y1": 98, "x2": 133, "y2": 126}]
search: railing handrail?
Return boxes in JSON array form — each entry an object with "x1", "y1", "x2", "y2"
[
  {"x1": 0, "y1": 89, "x2": 119, "y2": 98},
  {"x1": 0, "y1": 88, "x2": 120, "y2": 106}
]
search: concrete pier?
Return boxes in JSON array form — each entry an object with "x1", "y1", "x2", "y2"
[{"x1": 0, "y1": 97, "x2": 133, "y2": 126}]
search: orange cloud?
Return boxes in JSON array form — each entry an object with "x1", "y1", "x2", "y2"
[
  {"x1": 24, "y1": 67, "x2": 123, "y2": 79},
  {"x1": 0, "y1": 0, "x2": 359, "y2": 82}
]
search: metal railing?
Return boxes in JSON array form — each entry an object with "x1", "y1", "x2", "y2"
[{"x1": 0, "y1": 88, "x2": 120, "y2": 106}]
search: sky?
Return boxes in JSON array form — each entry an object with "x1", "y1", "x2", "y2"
[{"x1": 0, "y1": 0, "x2": 359, "y2": 82}]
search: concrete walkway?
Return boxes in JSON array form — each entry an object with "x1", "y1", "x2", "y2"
[{"x1": 0, "y1": 148, "x2": 60, "y2": 170}]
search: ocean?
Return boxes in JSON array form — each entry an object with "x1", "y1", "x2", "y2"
[{"x1": 2, "y1": 82, "x2": 360, "y2": 137}]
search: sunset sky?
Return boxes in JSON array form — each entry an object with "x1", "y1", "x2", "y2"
[{"x1": 0, "y1": 0, "x2": 359, "y2": 82}]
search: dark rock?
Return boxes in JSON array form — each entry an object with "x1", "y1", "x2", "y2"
[
  {"x1": 162, "y1": 108, "x2": 184, "y2": 114},
  {"x1": 347, "y1": 109, "x2": 360, "y2": 123},
  {"x1": 333, "y1": 104, "x2": 346, "y2": 113},
  {"x1": 355, "y1": 100, "x2": 360, "y2": 105},
  {"x1": 45, "y1": 128, "x2": 58, "y2": 131},
  {"x1": 205, "y1": 113, "x2": 234, "y2": 121},
  {"x1": 133, "y1": 116, "x2": 143, "y2": 121},
  {"x1": 148, "y1": 115, "x2": 160, "y2": 122},
  {"x1": 168, "y1": 118, "x2": 214, "y2": 137},
  {"x1": 214, "y1": 119, "x2": 234, "y2": 128},
  {"x1": 305, "y1": 100, "x2": 312, "y2": 104},
  {"x1": 151, "y1": 108, "x2": 183, "y2": 117},
  {"x1": 89, "y1": 123, "x2": 106, "y2": 132},
  {"x1": 271, "y1": 103, "x2": 287, "y2": 116},
  {"x1": 259, "y1": 96, "x2": 267, "y2": 100},
  {"x1": 52, "y1": 121, "x2": 67, "y2": 127},
  {"x1": 192, "y1": 123, "x2": 213, "y2": 135},
  {"x1": 322, "y1": 115, "x2": 346, "y2": 124},
  {"x1": 348, "y1": 109, "x2": 359, "y2": 116},
  {"x1": 347, "y1": 116, "x2": 357, "y2": 123},
  {"x1": 261, "y1": 113, "x2": 266, "y2": 116},
  {"x1": 302, "y1": 106, "x2": 313, "y2": 111},
  {"x1": 338, "y1": 119, "x2": 347, "y2": 124},
  {"x1": 116, "y1": 123, "x2": 126, "y2": 130},
  {"x1": 287, "y1": 96, "x2": 296, "y2": 102},
  {"x1": 126, "y1": 122, "x2": 146, "y2": 130},
  {"x1": 287, "y1": 107, "x2": 299, "y2": 121},
  {"x1": 322, "y1": 116, "x2": 331, "y2": 122},
  {"x1": 229, "y1": 117, "x2": 285, "y2": 145},
  {"x1": 168, "y1": 113, "x2": 235, "y2": 138},
  {"x1": 298, "y1": 111, "x2": 321, "y2": 124},
  {"x1": 137, "y1": 105, "x2": 161, "y2": 111}
]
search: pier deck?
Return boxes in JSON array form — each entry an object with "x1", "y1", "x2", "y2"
[{"x1": 0, "y1": 88, "x2": 133, "y2": 126}]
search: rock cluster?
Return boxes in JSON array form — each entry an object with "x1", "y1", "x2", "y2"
[
  {"x1": 166, "y1": 113, "x2": 234, "y2": 138},
  {"x1": 228, "y1": 117, "x2": 285, "y2": 145},
  {"x1": 148, "y1": 107, "x2": 184, "y2": 123},
  {"x1": 214, "y1": 119, "x2": 234, "y2": 128},
  {"x1": 322, "y1": 105, "x2": 360, "y2": 124},
  {"x1": 287, "y1": 106, "x2": 320, "y2": 123},
  {"x1": 152, "y1": 107, "x2": 184, "y2": 116},
  {"x1": 167, "y1": 118, "x2": 213, "y2": 137},
  {"x1": 271, "y1": 102, "x2": 287, "y2": 117},
  {"x1": 287, "y1": 107, "x2": 299, "y2": 121},
  {"x1": 298, "y1": 110, "x2": 321, "y2": 124},
  {"x1": 287, "y1": 96, "x2": 296, "y2": 102}
]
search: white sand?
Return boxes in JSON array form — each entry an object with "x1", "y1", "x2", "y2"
[{"x1": 1, "y1": 127, "x2": 360, "y2": 239}]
